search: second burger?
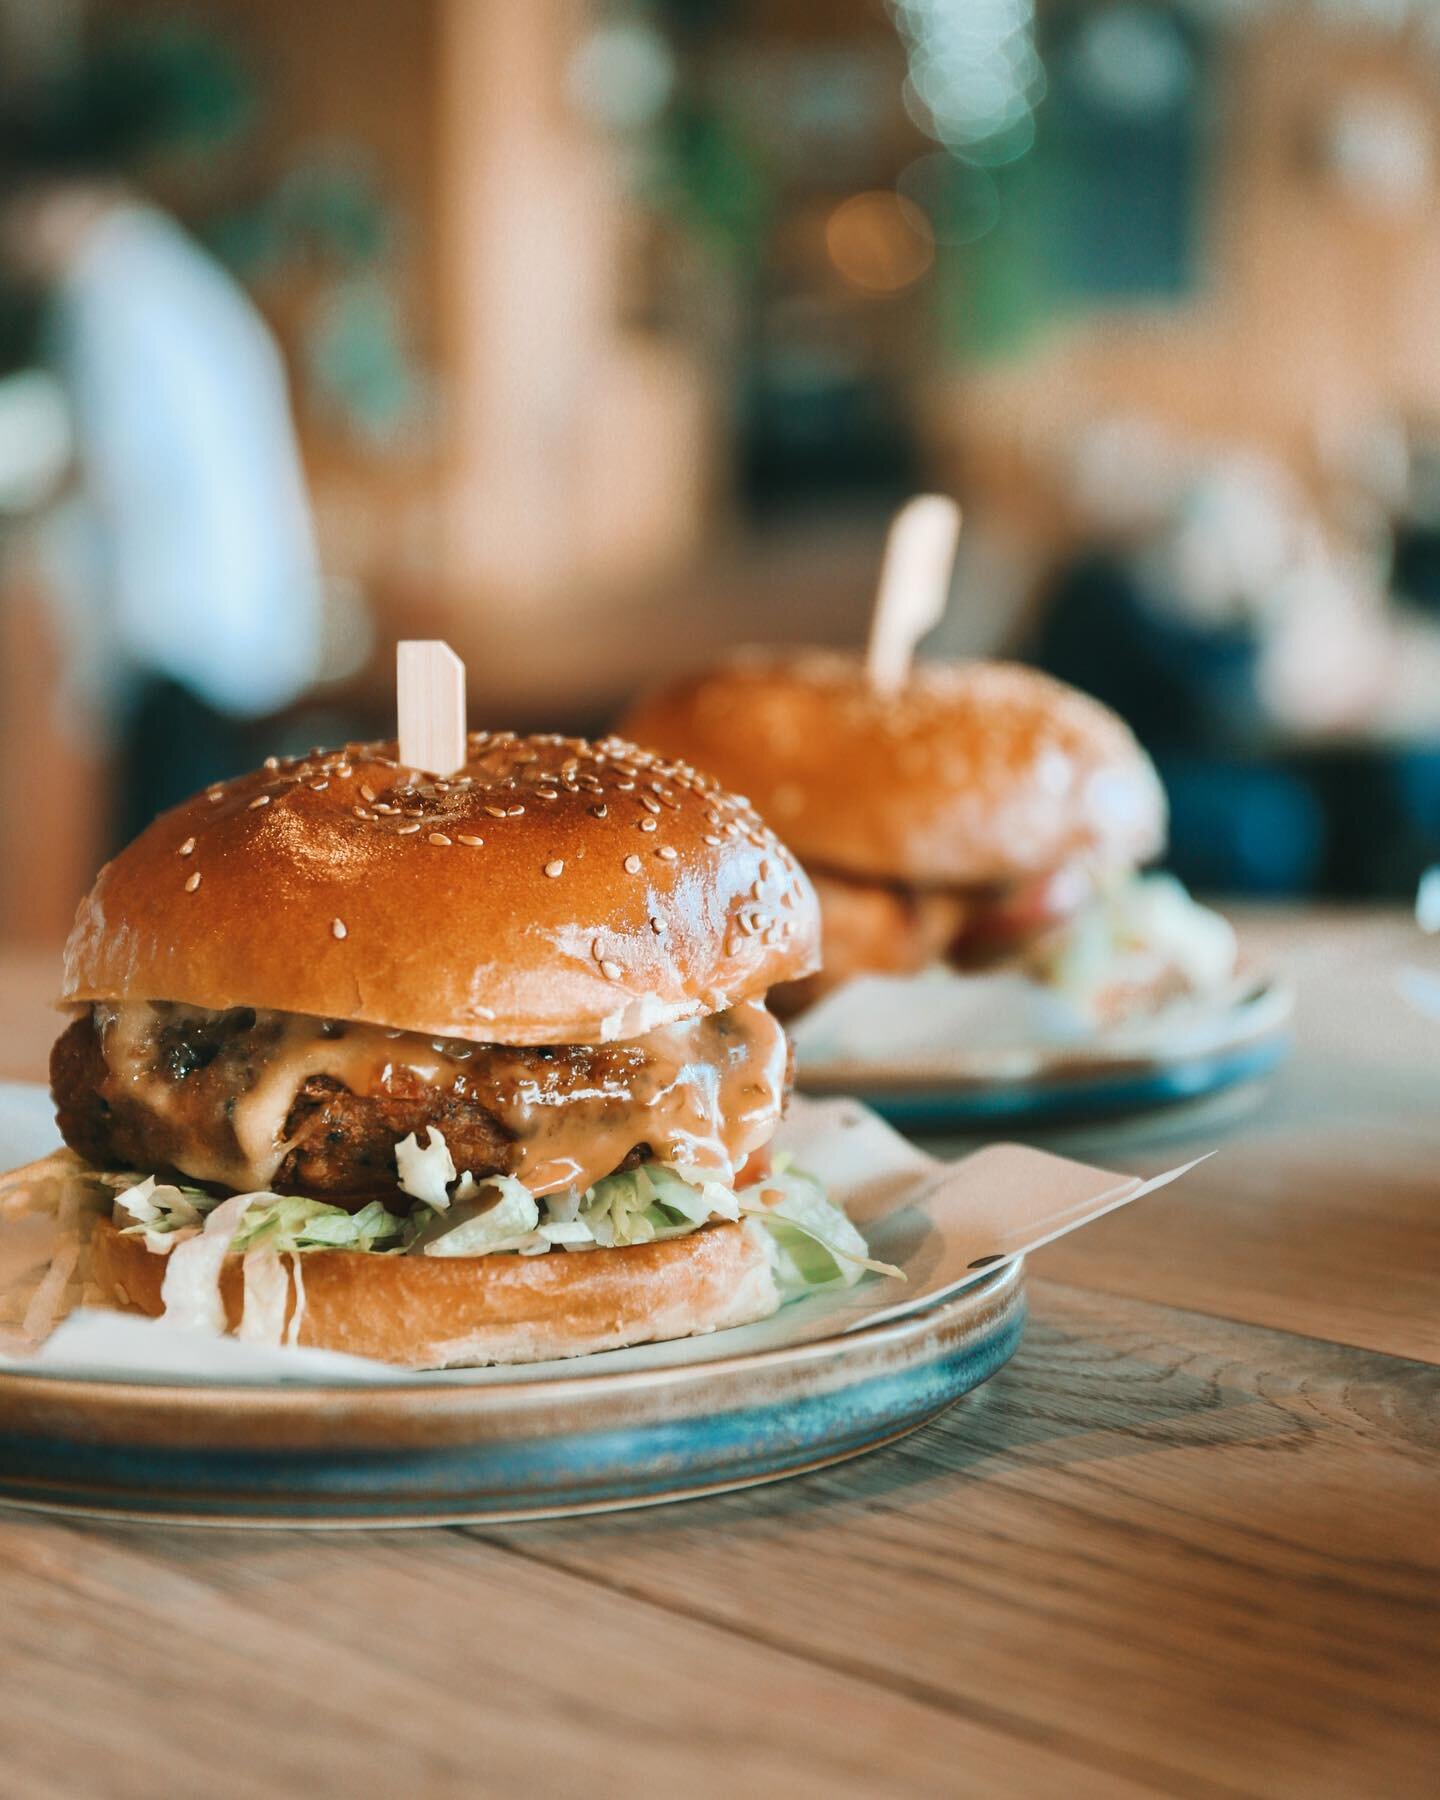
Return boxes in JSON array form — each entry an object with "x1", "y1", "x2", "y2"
[{"x1": 622, "y1": 651, "x2": 1236, "y2": 1024}]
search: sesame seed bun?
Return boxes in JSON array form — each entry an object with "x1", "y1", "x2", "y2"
[
  {"x1": 61, "y1": 733, "x2": 820, "y2": 1045},
  {"x1": 90, "y1": 1216, "x2": 782, "y2": 1368},
  {"x1": 621, "y1": 652, "x2": 1166, "y2": 888}
]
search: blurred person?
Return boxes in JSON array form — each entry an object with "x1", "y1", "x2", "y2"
[
  {"x1": 1032, "y1": 446, "x2": 1310, "y2": 753},
  {"x1": 1027, "y1": 445, "x2": 1329, "y2": 895},
  {"x1": 0, "y1": 100, "x2": 321, "y2": 845}
]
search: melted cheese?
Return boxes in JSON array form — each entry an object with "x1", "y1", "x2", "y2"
[
  {"x1": 488, "y1": 1001, "x2": 787, "y2": 1196},
  {"x1": 92, "y1": 999, "x2": 787, "y2": 1201}
]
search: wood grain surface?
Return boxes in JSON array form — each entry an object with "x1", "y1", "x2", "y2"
[{"x1": 0, "y1": 908, "x2": 1436, "y2": 1797}]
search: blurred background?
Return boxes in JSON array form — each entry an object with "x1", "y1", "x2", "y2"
[{"x1": 5, "y1": 0, "x2": 1440, "y2": 946}]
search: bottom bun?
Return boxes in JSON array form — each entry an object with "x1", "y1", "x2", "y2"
[{"x1": 91, "y1": 1217, "x2": 782, "y2": 1369}]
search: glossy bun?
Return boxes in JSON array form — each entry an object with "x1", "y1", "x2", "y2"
[
  {"x1": 622, "y1": 652, "x2": 1166, "y2": 886},
  {"x1": 62, "y1": 733, "x2": 819, "y2": 1044},
  {"x1": 91, "y1": 1217, "x2": 782, "y2": 1368}
]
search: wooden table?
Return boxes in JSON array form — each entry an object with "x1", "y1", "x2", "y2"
[{"x1": 0, "y1": 910, "x2": 1436, "y2": 1798}]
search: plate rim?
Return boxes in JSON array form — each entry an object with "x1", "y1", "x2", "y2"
[{"x1": 0, "y1": 1414, "x2": 960, "y2": 1530}]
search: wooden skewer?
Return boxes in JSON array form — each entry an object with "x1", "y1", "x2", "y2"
[
  {"x1": 397, "y1": 640, "x2": 467, "y2": 776},
  {"x1": 864, "y1": 494, "x2": 962, "y2": 695}
]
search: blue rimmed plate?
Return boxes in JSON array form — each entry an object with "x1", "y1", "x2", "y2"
[
  {"x1": 796, "y1": 973, "x2": 1294, "y2": 1130},
  {"x1": 0, "y1": 1082, "x2": 1025, "y2": 1526},
  {"x1": 0, "y1": 1260, "x2": 1023, "y2": 1527}
]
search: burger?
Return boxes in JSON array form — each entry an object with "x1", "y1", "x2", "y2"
[
  {"x1": 33, "y1": 731, "x2": 891, "y2": 1367},
  {"x1": 621, "y1": 652, "x2": 1237, "y2": 1021}
]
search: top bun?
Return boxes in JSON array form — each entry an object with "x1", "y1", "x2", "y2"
[
  {"x1": 62, "y1": 733, "x2": 819, "y2": 1045},
  {"x1": 622, "y1": 652, "x2": 1166, "y2": 888}
]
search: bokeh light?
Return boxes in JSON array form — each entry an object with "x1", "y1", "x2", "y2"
[
  {"x1": 889, "y1": 0, "x2": 1041, "y2": 163},
  {"x1": 896, "y1": 152, "x2": 1000, "y2": 247},
  {"x1": 567, "y1": 22, "x2": 675, "y2": 132},
  {"x1": 824, "y1": 190, "x2": 935, "y2": 294}
]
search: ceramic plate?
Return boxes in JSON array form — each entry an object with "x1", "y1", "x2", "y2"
[
  {"x1": 0, "y1": 1263, "x2": 1023, "y2": 1527},
  {"x1": 0, "y1": 1085, "x2": 1024, "y2": 1527},
  {"x1": 796, "y1": 973, "x2": 1294, "y2": 1130}
]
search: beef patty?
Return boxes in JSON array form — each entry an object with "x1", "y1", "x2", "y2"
[
  {"x1": 51, "y1": 1011, "x2": 526, "y2": 1204},
  {"x1": 771, "y1": 861, "x2": 1097, "y2": 1013},
  {"x1": 51, "y1": 999, "x2": 788, "y2": 1208}
]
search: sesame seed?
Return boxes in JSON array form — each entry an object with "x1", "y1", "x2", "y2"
[
  {"x1": 484, "y1": 806, "x2": 507, "y2": 819},
  {"x1": 616, "y1": 779, "x2": 635, "y2": 791},
  {"x1": 507, "y1": 805, "x2": 525, "y2": 817},
  {"x1": 544, "y1": 859, "x2": 564, "y2": 877},
  {"x1": 600, "y1": 959, "x2": 623, "y2": 982},
  {"x1": 249, "y1": 794, "x2": 271, "y2": 810},
  {"x1": 592, "y1": 939, "x2": 606, "y2": 962},
  {"x1": 359, "y1": 784, "x2": 377, "y2": 803},
  {"x1": 397, "y1": 822, "x2": 421, "y2": 835},
  {"x1": 264, "y1": 756, "x2": 280, "y2": 771},
  {"x1": 536, "y1": 788, "x2": 559, "y2": 800},
  {"x1": 640, "y1": 796, "x2": 662, "y2": 814},
  {"x1": 737, "y1": 913, "x2": 757, "y2": 935},
  {"x1": 640, "y1": 818, "x2": 658, "y2": 833},
  {"x1": 178, "y1": 837, "x2": 196, "y2": 857},
  {"x1": 185, "y1": 872, "x2": 202, "y2": 892},
  {"x1": 405, "y1": 808, "x2": 424, "y2": 818},
  {"x1": 208, "y1": 790, "x2": 224, "y2": 804},
  {"x1": 428, "y1": 832, "x2": 452, "y2": 846},
  {"x1": 703, "y1": 835, "x2": 722, "y2": 847},
  {"x1": 657, "y1": 845, "x2": 678, "y2": 861},
  {"x1": 310, "y1": 780, "x2": 329, "y2": 792},
  {"x1": 457, "y1": 835, "x2": 485, "y2": 847},
  {"x1": 591, "y1": 804, "x2": 608, "y2": 819},
  {"x1": 332, "y1": 918, "x2": 347, "y2": 940},
  {"x1": 650, "y1": 916, "x2": 667, "y2": 935},
  {"x1": 354, "y1": 807, "x2": 374, "y2": 820},
  {"x1": 624, "y1": 854, "x2": 642, "y2": 873}
]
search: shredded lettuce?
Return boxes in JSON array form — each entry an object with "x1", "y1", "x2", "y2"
[
  {"x1": 1029, "y1": 872, "x2": 1238, "y2": 1016},
  {"x1": 536, "y1": 1219, "x2": 596, "y2": 1248},
  {"x1": 419, "y1": 1175, "x2": 540, "y2": 1258},
  {"x1": 395, "y1": 1128, "x2": 457, "y2": 1211},
  {"x1": 117, "y1": 1181, "x2": 407, "y2": 1257},
  {"x1": 411, "y1": 1158, "x2": 898, "y2": 1297},
  {"x1": 104, "y1": 1142, "x2": 900, "y2": 1307},
  {"x1": 239, "y1": 1244, "x2": 290, "y2": 1345},
  {"x1": 233, "y1": 1194, "x2": 407, "y2": 1254},
  {"x1": 737, "y1": 1170, "x2": 903, "y2": 1289},
  {"x1": 159, "y1": 1191, "x2": 261, "y2": 1332},
  {"x1": 114, "y1": 1176, "x2": 205, "y2": 1254}
]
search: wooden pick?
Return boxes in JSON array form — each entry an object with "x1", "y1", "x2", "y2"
[
  {"x1": 397, "y1": 641, "x2": 467, "y2": 776},
  {"x1": 864, "y1": 494, "x2": 962, "y2": 695}
]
